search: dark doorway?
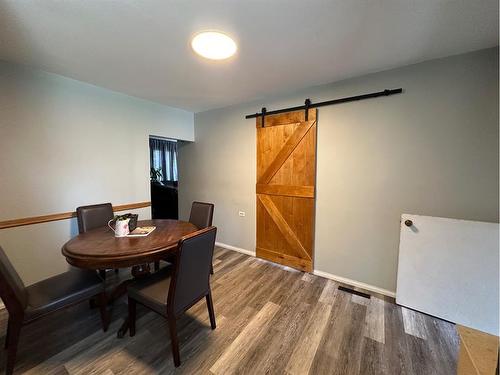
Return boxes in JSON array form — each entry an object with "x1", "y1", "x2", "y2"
[{"x1": 149, "y1": 137, "x2": 178, "y2": 219}]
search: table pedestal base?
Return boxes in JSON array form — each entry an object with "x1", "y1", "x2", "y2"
[
  {"x1": 90, "y1": 265, "x2": 153, "y2": 338},
  {"x1": 115, "y1": 264, "x2": 151, "y2": 338}
]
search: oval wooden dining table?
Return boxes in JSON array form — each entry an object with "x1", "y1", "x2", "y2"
[
  {"x1": 62, "y1": 219, "x2": 199, "y2": 337},
  {"x1": 62, "y1": 219, "x2": 198, "y2": 269}
]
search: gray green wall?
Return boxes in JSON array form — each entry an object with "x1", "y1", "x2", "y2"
[
  {"x1": 0, "y1": 61, "x2": 194, "y2": 285},
  {"x1": 178, "y1": 48, "x2": 499, "y2": 294}
]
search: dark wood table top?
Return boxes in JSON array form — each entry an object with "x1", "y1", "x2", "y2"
[{"x1": 62, "y1": 219, "x2": 198, "y2": 269}]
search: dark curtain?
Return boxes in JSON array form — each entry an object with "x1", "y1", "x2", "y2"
[{"x1": 149, "y1": 138, "x2": 178, "y2": 183}]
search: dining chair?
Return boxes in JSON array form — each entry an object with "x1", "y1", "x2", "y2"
[
  {"x1": 189, "y1": 201, "x2": 214, "y2": 230},
  {"x1": 0, "y1": 246, "x2": 108, "y2": 375},
  {"x1": 76, "y1": 203, "x2": 118, "y2": 279},
  {"x1": 127, "y1": 226, "x2": 217, "y2": 367},
  {"x1": 190, "y1": 201, "x2": 215, "y2": 274},
  {"x1": 189, "y1": 202, "x2": 214, "y2": 275},
  {"x1": 155, "y1": 201, "x2": 215, "y2": 273}
]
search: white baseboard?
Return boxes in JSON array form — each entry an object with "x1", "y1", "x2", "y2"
[
  {"x1": 313, "y1": 269, "x2": 396, "y2": 298},
  {"x1": 215, "y1": 242, "x2": 256, "y2": 257},
  {"x1": 213, "y1": 242, "x2": 395, "y2": 298}
]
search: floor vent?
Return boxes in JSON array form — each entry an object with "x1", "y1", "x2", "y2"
[{"x1": 338, "y1": 286, "x2": 371, "y2": 299}]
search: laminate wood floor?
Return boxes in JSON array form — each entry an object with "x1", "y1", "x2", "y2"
[{"x1": 0, "y1": 247, "x2": 459, "y2": 374}]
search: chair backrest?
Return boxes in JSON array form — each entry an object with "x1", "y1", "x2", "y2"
[
  {"x1": 76, "y1": 203, "x2": 113, "y2": 234},
  {"x1": 0, "y1": 246, "x2": 27, "y2": 315},
  {"x1": 188, "y1": 202, "x2": 214, "y2": 229},
  {"x1": 168, "y1": 226, "x2": 217, "y2": 316}
]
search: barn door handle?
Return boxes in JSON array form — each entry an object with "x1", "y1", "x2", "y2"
[{"x1": 404, "y1": 219, "x2": 413, "y2": 227}]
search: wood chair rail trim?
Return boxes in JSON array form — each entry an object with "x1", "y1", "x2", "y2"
[{"x1": 0, "y1": 201, "x2": 151, "y2": 230}]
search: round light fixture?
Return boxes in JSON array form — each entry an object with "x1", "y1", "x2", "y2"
[{"x1": 191, "y1": 31, "x2": 237, "y2": 60}]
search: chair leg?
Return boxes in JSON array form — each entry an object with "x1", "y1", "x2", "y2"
[
  {"x1": 206, "y1": 290, "x2": 216, "y2": 330},
  {"x1": 154, "y1": 261, "x2": 160, "y2": 272},
  {"x1": 99, "y1": 269, "x2": 107, "y2": 280},
  {"x1": 210, "y1": 263, "x2": 214, "y2": 275},
  {"x1": 128, "y1": 297, "x2": 136, "y2": 337},
  {"x1": 98, "y1": 292, "x2": 109, "y2": 332},
  {"x1": 167, "y1": 316, "x2": 181, "y2": 367},
  {"x1": 5, "y1": 319, "x2": 21, "y2": 375},
  {"x1": 4, "y1": 317, "x2": 11, "y2": 349}
]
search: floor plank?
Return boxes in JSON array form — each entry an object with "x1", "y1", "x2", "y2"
[
  {"x1": 359, "y1": 338, "x2": 388, "y2": 375},
  {"x1": 285, "y1": 302, "x2": 332, "y2": 375},
  {"x1": 209, "y1": 302, "x2": 280, "y2": 374},
  {"x1": 364, "y1": 297, "x2": 385, "y2": 344},
  {"x1": 318, "y1": 279, "x2": 337, "y2": 305},
  {"x1": 401, "y1": 306, "x2": 429, "y2": 339}
]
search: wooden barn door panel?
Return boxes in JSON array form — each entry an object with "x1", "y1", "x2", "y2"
[{"x1": 256, "y1": 109, "x2": 317, "y2": 272}]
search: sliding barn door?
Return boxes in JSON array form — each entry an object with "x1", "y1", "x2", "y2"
[{"x1": 256, "y1": 109, "x2": 317, "y2": 272}]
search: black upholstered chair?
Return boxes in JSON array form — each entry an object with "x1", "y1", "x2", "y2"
[
  {"x1": 76, "y1": 203, "x2": 114, "y2": 234},
  {"x1": 155, "y1": 201, "x2": 215, "y2": 273},
  {"x1": 0, "y1": 246, "x2": 108, "y2": 375},
  {"x1": 76, "y1": 203, "x2": 117, "y2": 278},
  {"x1": 189, "y1": 201, "x2": 214, "y2": 230},
  {"x1": 127, "y1": 226, "x2": 217, "y2": 367},
  {"x1": 190, "y1": 202, "x2": 215, "y2": 274}
]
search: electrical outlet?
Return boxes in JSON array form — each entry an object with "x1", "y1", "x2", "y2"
[{"x1": 238, "y1": 211, "x2": 246, "y2": 217}]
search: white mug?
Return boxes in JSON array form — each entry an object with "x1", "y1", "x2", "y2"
[{"x1": 108, "y1": 218, "x2": 130, "y2": 237}]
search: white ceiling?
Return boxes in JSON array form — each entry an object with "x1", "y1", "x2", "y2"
[{"x1": 0, "y1": 1, "x2": 498, "y2": 112}]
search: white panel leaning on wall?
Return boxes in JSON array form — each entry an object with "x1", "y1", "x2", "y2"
[{"x1": 396, "y1": 214, "x2": 499, "y2": 335}]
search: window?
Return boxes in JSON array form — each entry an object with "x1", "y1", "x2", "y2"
[{"x1": 149, "y1": 137, "x2": 178, "y2": 182}]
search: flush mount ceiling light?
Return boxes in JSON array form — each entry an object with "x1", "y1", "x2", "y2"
[{"x1": 191, "y1": 31, "x2": 237, "y2": 60}]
